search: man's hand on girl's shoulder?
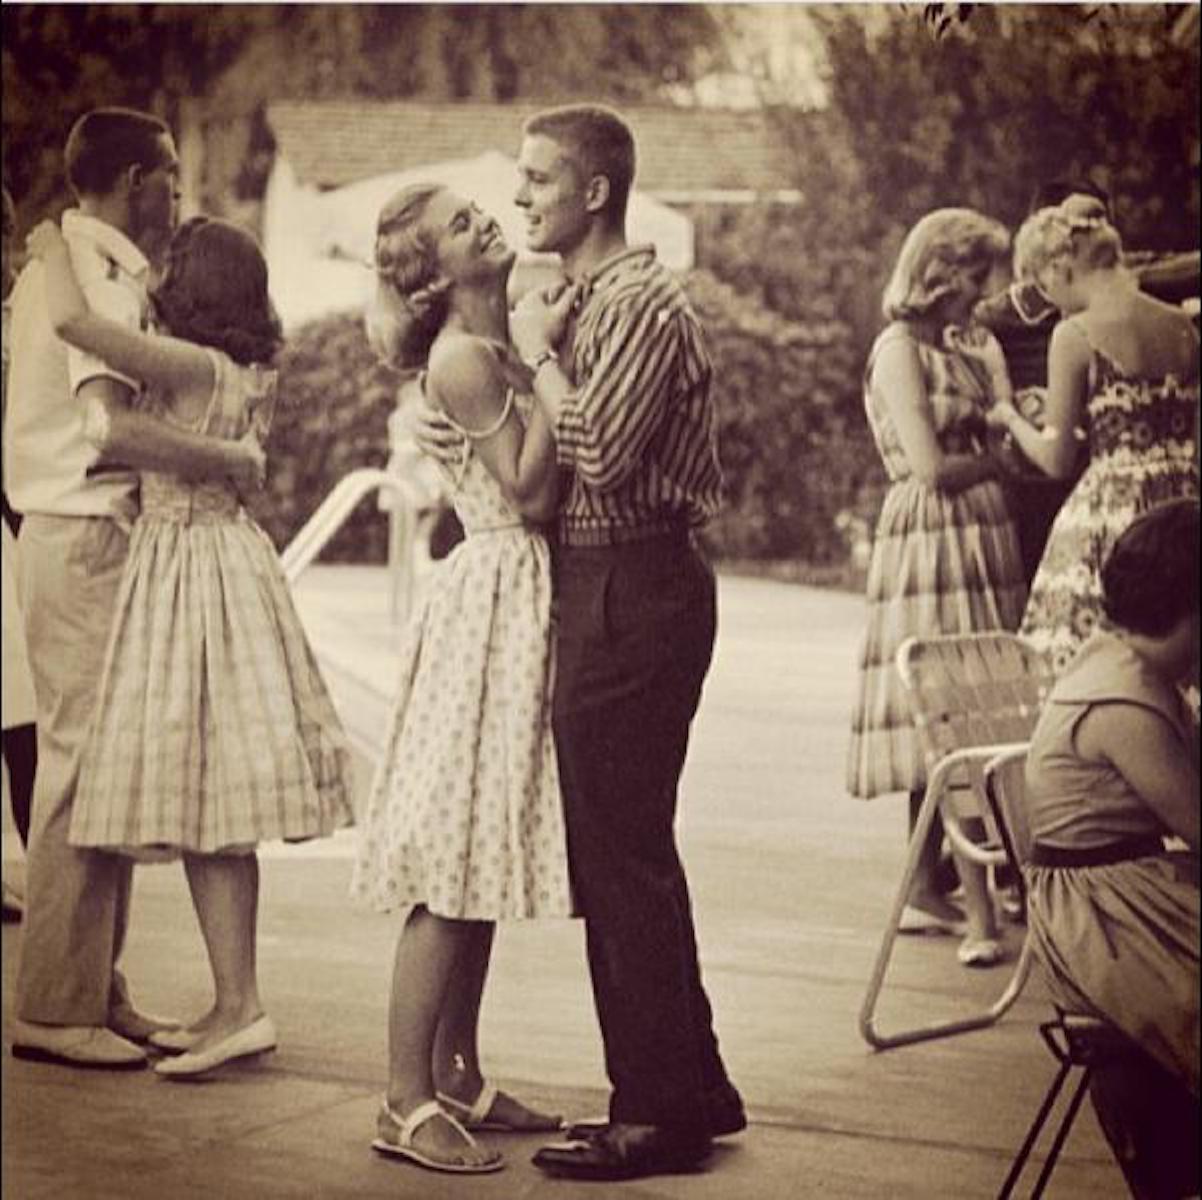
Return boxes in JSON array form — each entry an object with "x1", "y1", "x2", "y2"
[{"x1": 409, "y1": 395, "x2": 463, "y2": 468}]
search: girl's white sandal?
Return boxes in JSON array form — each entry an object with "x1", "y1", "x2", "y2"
[{"x1": 372, "y1": 1098, "x2": 504, "y2": 1174}]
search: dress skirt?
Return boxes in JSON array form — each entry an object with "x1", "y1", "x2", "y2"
[
  {"x1": 69, "y1": 512, "x2": 354, "y2": 857},
  {"x1": 1027, "y1": 852, "x2": 1200, "y2": 1093},
  {"x1": 350, "y1": 527, "x2": 573, "y2": 921},
  {"x1": 1020, "y1": 447, "x2": 1199, "y2": 674},
  {"x1": 847, "y1": 476, "x2": 1027, "y2": 798}
]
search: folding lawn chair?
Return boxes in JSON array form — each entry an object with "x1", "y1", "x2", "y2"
[{"x1": 858, "y1": 632, "x2": 1054, "y2": 1050}]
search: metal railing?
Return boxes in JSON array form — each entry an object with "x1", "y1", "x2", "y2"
[{"x1": 280, "y1": 467, "x2": 435, "y2": 623}]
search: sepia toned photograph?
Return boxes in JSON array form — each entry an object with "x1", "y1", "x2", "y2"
[{"x1": 2, "y1": 3, "x2": 1199, "y2": 1196}]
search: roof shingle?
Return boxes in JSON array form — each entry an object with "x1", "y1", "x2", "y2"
[{"x1": 265, "y1": 100, "x2": 796, "y2": 195}]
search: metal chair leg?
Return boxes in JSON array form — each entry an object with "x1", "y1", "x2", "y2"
[
  {"x1": 859, "y1": 752, "x2": 1032, "y2": 1050},
  {"x1": 997, "y1": 1057, "x2": 1074, "y2": 1199},
  {"x1": 1030, "y1": 1066, "x2": 1092, "y2": 1198}
]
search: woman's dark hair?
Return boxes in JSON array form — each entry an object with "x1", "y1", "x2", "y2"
[
  {"x1": 151, "y1": 217, "x2": 282, "y2": 366},
  {"x1": 1101, "y1": 499, "x2": 1200, "y2": 637},
  {"x1": 64, "y1": 107, "x2": 171, "y2": 198}
]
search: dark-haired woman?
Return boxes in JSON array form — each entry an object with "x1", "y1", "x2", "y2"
[
  {"x1": 26, "y1": 218, "x2": 353, "y2": 1077},
  {"x1": 1023, "y1": 499, "x2": 1199, "y2": 1197}
]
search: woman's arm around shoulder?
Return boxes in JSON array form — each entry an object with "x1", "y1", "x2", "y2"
[{"x1": 27, "y1": 219, "x2": 213, "y2": 400}]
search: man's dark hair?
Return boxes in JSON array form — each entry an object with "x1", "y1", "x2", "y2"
[
  {"x1": 523, "y1": 104, "x2": 636, "y2": 223},
  {"x1": 64, "y1": 107, "x2": 171, "y2": 198},
  {"x1": 1028, "y1": 177, "x2": 1112, "y2": 219},
  {"x1": 1101, "y1": 499, "x2": 1200, "y2": 637}
]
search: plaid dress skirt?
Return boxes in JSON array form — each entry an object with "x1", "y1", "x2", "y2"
[
  {"x1": 69, "y1": 494, "x2": 354, "y2": 859},
  {"x1": 847, "y1": 476, "x2": 1027, "y2": 798}
]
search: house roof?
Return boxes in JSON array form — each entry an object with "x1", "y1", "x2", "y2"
[{"x1": 265, "y1": 101, "x2": 798, "y2": 196}]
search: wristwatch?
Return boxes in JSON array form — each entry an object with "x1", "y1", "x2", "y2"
[{"x1": 526, "y1": 347, "x2": 558, "y2": 374}]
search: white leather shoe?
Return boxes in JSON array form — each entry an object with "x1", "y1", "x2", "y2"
[
  {"x1": 154, "y1": 1015, "x2": 277, "y2": 1078},
  {"x1": 957, "y1": 936, "x2": 1005, "y2": 967},
  {"x1": 109, "y1": 1007, "x2": 181, "y2": 1044},
  {"x1": 11, "y1": 1021, "x2": 147, "y2": 1070}
]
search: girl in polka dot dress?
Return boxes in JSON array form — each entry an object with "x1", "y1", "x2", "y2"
[{"x1": 350, "y1": 184, "x2": 572, "y2": 1175}]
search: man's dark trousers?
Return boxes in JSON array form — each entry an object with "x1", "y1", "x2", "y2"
[{"x1": 552, "y1": 532, "x2": 731, "y2": 1137}]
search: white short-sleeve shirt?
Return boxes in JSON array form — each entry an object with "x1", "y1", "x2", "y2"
[{"x1": 3, "y1": 209, "x2": 146, "y2": 519}]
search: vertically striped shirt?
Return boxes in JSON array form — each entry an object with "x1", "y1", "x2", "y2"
[{"x1": 555, "y1": 245, "x2": 723, "y2": 534}]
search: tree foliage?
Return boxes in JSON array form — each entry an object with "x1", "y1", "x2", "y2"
[
  {"x1": 2, "y1": 4, "x2": 726, "y2": 222},
  {"x1": 806, "y1": 4, "x2": 1198, "y2": 256}
]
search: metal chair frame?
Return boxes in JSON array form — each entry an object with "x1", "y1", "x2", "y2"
[{"x1": 859, "y1": 633, "x2": 1054, "y2": 1051}]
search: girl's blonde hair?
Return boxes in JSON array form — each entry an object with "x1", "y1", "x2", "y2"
[
  {"x1": 364, "y1": 182, "x2": 451, "y2": 371},
  {"x1": 1013, "y1": 202, "x2": 1123, "y2": 283},
  {"x1": 882, "y1": 208, "x2": 1010, "y2": 322}
]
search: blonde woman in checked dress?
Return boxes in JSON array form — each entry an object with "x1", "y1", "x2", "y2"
[
  {"x1": 350, "y1": 184, "x2": 571, "y2": 1175},
  {"x1": 28, "y1": 218, "x2": 353, "y2": 1077},
  {"x1": 847, "y1": 209, "x2": 1027, "y2": 968},
  {"x1": 986, "y1": 202, "x2": 1199, "y2": 674}
]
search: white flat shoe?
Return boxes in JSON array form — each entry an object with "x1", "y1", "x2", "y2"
[
  {"x1": 154, "y1": 1015, "x2": 276, "y2": 1078},
  {"x1": 149, "y1": 1027, "x2": 203, "y2": 1054},
  {"x1": 109, "y1": 1007, "x2": 181, "y2": 1044},
  {"x1": 898, "y1": 903, "x2": 967, "y2": 937},
  {"x1": 957, "y1": 936, "x2": 1005, "y2": 968}
]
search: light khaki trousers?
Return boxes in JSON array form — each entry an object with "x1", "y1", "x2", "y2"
[{"x1": 15, "y1": 513, "x2": 134, "y2": 1026}]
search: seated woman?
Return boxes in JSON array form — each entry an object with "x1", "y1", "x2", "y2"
[{"x1": 1023, "y1": 498, "x2": 1199, "y2": 1197}]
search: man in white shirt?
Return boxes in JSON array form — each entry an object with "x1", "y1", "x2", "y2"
[{"x1": 5, "y1": 108, "x2": 263, "y2": 1070}]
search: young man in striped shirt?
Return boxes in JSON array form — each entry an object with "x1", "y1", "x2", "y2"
[{"x1": 506, "y1": 103, "x2": 743, "y2": 1183}]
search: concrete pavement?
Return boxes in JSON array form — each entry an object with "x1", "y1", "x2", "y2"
[{"x1": 2, "y1": 568, "x2": 1123, "y2": 1198}]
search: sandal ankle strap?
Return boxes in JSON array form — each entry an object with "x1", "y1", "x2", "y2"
[
  {"x1": 382, "y1": 1097, "x2": 480, "y2": 1148},
  {"x1": 466, "y1": 1081, "x2": 497, "y2": 1126},
  {"x1": 437, "y1": 1080, "x2": 498, "y2": 1126}
]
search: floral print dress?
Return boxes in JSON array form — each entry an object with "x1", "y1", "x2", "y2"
[
  {"x1": 350, "y1": 384, "x2": 573, "y2": 921},
  {"x1": 1020, "y1": 325, "x2": 1199, "y2": 673}
]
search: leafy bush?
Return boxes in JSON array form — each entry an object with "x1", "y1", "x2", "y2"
[
  {"x1": 684, "y1": 269, "x2": 881, "y2": 563},
  {"x1": 247, "y1": 311, "x2": 398, "y2": 562}
]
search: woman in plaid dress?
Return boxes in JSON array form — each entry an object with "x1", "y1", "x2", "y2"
[
  {"x1": 28, "y1": 217, "x2": 354, "y2": 1077},
  {"x1": 847, "y1": 209, "x2": 1028, "y2": 966}
]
